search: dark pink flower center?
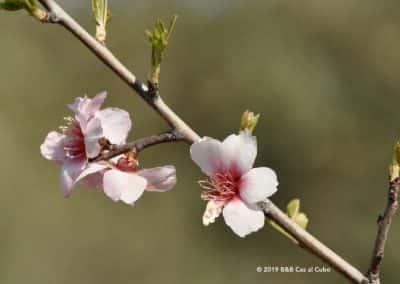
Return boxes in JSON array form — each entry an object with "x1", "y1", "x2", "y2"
[
  {"x1": 115, "y1": 152, "x2": 139, "y2": 172},
  {"x1": 199, "y1": 171, "x2": 241, "y2": 202},
  {"x1": 116, "y1": 157, "x2": 138, "y2": 172},
  {"x1": 62, "y1": 118, "x2": 86, "y2": 159}
]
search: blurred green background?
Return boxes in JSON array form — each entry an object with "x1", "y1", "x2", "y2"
[{"x1": 1, "y1": 0, "x2": 400, "y2": 283}]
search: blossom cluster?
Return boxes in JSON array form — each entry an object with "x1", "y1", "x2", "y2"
[
  {"x1": 40, "y1": 92, "x2": 176, "y2": 205},
  {"x1": 41, "y1": 93, "x2": 279, "y2": 237}
]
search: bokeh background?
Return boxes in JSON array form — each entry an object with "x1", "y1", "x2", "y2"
[{"x1": 1, "y1": 0, "x2": 400, "y2": 283}]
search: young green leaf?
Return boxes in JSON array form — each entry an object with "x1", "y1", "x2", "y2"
[
  {"x1": 267, "y1": 198, "x2": 309, "y2": 244},
  {"x1": 293, "y1": 212, "x2": 309, "y2": 230},
  {"x1": 240, "y1": 110, "x2": 260, "y2": 134},
  {"x1": 91, "y1": 0, "x2": 109, "y2": 42},
  {"x1": 0, "y1": 0, "x2": 27, "y2": 11},
  {"x1": 146, "y1": 15, "x2": 178, "y2": 84},
  {"x1": 287, "y1": 198, "x2": 300, "y2": 217},
  {"x1": 0, "y1": 0, "x2": 47, "y2": 21}
]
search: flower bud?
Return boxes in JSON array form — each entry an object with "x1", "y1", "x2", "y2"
[{"x1": 240, "y1": 110, "x2": 260, "y2": 134}]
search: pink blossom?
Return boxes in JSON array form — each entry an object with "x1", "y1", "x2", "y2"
[
  {"x1": 73, "y1": 154, "x2": 177, "y2": 205},
  {"x1": 190, "y1": 130, "x2": 279, "y2": 237},
  {"x1": 40, "y1": 92, "x2": 132, "y2": 197}
]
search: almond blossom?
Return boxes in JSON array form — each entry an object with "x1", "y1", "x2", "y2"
[
  {"x1": 40, "y1": 92, "x2": 131, "y2": 197},
  {"x1": 73, "y1": 153, "x2": 177, "y2": 205},
  {"x1": 190, "y1": 130, "x2": 279, "y2": 237}
]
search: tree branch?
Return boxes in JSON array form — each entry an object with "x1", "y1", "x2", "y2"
[
  {"x1": 91, "y1": 131, "x2": 184, "y2": 162},
  {"x1": 38, "y1": 0, "x2": 200, "y2": 144},
  {"x1": 36, "y1": 1, "x2": 369, "y2": 283},
  {"x1": 260, "y1": 200, "x2": 368, "y2": 284},
  {"x1": 367, "y1": 173, "x2": 400, "y2": 283}
]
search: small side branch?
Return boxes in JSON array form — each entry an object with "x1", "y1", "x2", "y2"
[
  {"x1": 91, "y1": 130, "x2": 184, "y2": 162},
  {"x1": 367, "y1": 177, "x2": 400, "y2": 283},
  {"x1": 260, "y1": 200, "x2": 369, "y2": 284}
]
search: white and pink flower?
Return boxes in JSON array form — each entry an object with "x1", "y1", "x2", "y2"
[
  {"x1": 190, "y1": 130, "x2": 279, "y2": 237},
  {"x1": 40, "y1": 92, "x2": 131, "y2": 197},
  {"x1": 73, "y1": 153, "x2": 177, "y2": 205}
]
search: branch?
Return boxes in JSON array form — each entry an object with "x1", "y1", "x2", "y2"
[
  {"x1": 38, "y1": 0, "x2": 200, "y2": 144},
  {"x1": 367, "y1": 171, "x2": 400, "y2": 283},
  {"x1": 91, "y1": 131, "x2": 184, "y2": 162},
  {"x1": 36, "y1": 1, "x2": 368, "y2": 282},
  {"x1": 261, "y1": 201, "x2": 368, "y2": 283}
]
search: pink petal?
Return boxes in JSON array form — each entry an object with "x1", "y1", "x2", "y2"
[
  {"x1": 222, "y1": 197, "x2": 264, "y2": 238},
  {"x1": 103, "y1": 169, "x2": 147, "y2": 205},
  {"x1": 60, "y1": 158, "x2": 86, "y2": 197},
  {"x1": 239, "y1": 167, "x2": 278, "y2": 204},
  {"x1": 68, "y1": 92, "x2": 107, "y2": 126},
  {"x1": 221, "y1": 130, "x2": 257, "y2": 175},
  {"x1": 89, "y1": 92, "x2": 107, "y2": 114},
  {"x1": 74, "y1": 163, "x2": 109, "y2": 187},
  {"x1": 83, "y1": 118, "x2": 103, "y2": 158},
  {"x1": 40, "y1": 131, "x2": 66, "y2": 161},
  {"x1": 137, "y1": 166, "x2": 177, "y2": 192},
  {"x1": 202, "y1": 200, "x2": 225, "y2": 226},
  {"x1": 95, "y1": 108, "x2": 132, "y2": 145},
  {"x1": 190, "y1": 137, "x2": 225, "y2": 176},
  {"x1": 80, "y1": 172, "x2": 104, "y2": 189}
]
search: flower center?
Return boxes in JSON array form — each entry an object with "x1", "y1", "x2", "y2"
[
  {"x1": 116, "y1": 152, "x2": 139, "y2": 172},
  {"x1": 61, "y1": 117, "x2": 86, "y2": 159},
  {"x1": 199, "y1": 171, "x2": 240, "y2": 202}
]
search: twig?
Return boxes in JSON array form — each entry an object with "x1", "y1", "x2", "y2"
[
  {"x1": 367, "y1": 172, "x2": 400, "y2": 283},
  {"x1": 91, "y1": 131, "x2": 184, "y2": 162},
  {"x1": 36, "y1": 1, "x2": 369, "y2": 282},
  {"x1": 38, "y1": 0, "x2": 200, "y2": 144},
  {"x1": 261, "y1": 200, "x2": 368, "y2": 284}
]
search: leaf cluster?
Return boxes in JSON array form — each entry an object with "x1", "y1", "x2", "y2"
[{"x1": 145, "y1": 15, "x2": 178, "y2": 73}]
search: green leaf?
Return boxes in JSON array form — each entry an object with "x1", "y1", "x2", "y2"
[
  {"x1": 1, "y1": 0, "x2": 46, "y2": 22},
  {"x1": 287, "y1": 198, "x2": 300, "y2": 217},
  {"x1": 146, "y1": 15, "x2": 178, "y2": 84},
  {"x1": 239, "y1": 110, "x2": 260, "y2": 134},
  {"x1": 0, "y1": 0, "x2": 26, "y2": 11},
  {"x1": 293, "y1": 212, "x2": 309, "y2": 230},
  {"x1": 267, "y1": 218, "x2": 298, "y2": 244},
  {"x1": 267, "y1": 198, "x2": 309, "y2": 244},
  {"x1": 91, "y1": 0, "x2": 109, "y2": 41}
]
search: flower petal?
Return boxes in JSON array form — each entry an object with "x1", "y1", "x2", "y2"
[
  {"x1": 138, "y1": 166, "x2": 177, "y2": 192},
  {"x1": 40, "y1": 131, "x2": 66, "y2": 161},
  {"x1": 83, "y1": 118, "x2": 103, "y2": 158},
  {"x1": 74, "y1": 162, "x2": 109, "y2": 186},
  {"x1": 202, "y1": 200, "x2": 225, "y2": 226},
  {"x1": 68, "y1": 92, "x2": 107, "y2": 126},
  {"x1": 222, "y1": 198, "x2": 264, "y2": 237},
  {"x1": 60, "y1": 158, "x2": 86, "y2": 197},
  {"x1": 239, "y1": 167, "x2": 278, "y2": 204},
  {"x1": 190, "y1": 137, "x2": 225, "y2": 176},
  {"x1": 95, "y1": 108, "x2": 132, "y2": 145},
  {"x1": 103, "y1": 169, "x2": 147, "y2": 205},
  {"x1": 222, "y1": 130, "x2": 257, "y2": 175}
]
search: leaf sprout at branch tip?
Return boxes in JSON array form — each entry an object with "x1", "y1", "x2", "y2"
[
  {"x1": 390, "y1": 141, "x2": 400, "y2": 180},
  {"x1": 145, "y1": 14, "x2": 178, "y2": 85},
  {"x1": 267, "y1": 199, "x2": 309, "y2": 244},
  {"x1": 0, "y1": 0, "x2": 47, "y2": 21},
  {"x1": 91, "y1": 0, "x2": 110, "y2": 42},
  {"x1": 240, "y1": 110, "x2": 260, "y2": 134}
]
